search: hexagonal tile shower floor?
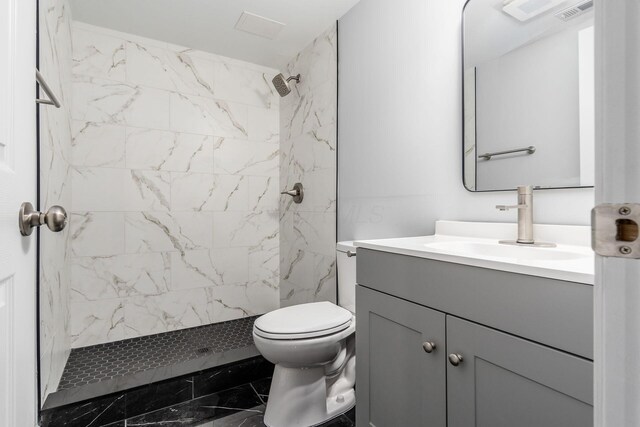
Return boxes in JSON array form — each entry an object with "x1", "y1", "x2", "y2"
[{"x1": 43, "y1": 316, "x2": 261, "y2": 410}]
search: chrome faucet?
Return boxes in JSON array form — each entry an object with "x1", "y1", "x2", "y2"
[
  {"x1": 495, "y1": 186, "x2": 556, "y2": 247},
  {"x1": 496, "y1": 185, "x2": 534, "y2": 244}
]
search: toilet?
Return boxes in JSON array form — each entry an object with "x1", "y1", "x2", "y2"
[{"x1": 253, "y1": 241, "x2": 357, "y2": 427}]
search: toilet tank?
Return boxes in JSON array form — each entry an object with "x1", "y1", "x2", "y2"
[{"x1": 337, "y1": 241, "x2": 357, "y2": 314}]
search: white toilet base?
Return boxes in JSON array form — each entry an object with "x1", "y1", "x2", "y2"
[{"x1": 263, "y1": 365, "x2": 355, "y2": 427}]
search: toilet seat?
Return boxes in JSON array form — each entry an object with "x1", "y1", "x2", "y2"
[{"x1": 254, "y1": 301, "x2": 353, "y2": 340}]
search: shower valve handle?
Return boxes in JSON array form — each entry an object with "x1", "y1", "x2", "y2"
[{"x1": 281, "y1": 183, "x2": 304, "y2": 204}]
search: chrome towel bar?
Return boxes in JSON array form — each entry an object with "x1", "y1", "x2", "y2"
[
  {"x1": 478, "y1": 146, "x2": 536, "y2": 160},
  {"x1": 36, "y1": 69, "x2": 61, "y2": 108}
]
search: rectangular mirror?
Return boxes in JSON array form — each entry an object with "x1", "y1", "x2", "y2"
[{"x1": 463, "y1": 0, "x2": 595, "y2": 191}]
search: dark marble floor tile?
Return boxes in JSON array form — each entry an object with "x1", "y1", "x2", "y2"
[
  {"x1": 194, "y1": 405, "x2": 266, "y2": 426},
  {"x1": 193, "y1": 357, "x2": 273, "y2": 398},
  {"x1": 343, "y1": 407, "x2": 356, "y2": 423},
  {"x1": 249, "y1": 377, "x2": 271, "y2": 404},
  {"x1": 126, "y1": 375, "x2": 194, "y2": 418},
  {"x1": 39, "y1": 393, "x2": 125, "y2": 427},
  {"x1": 321, "y1": 413, "x2": 356, "y2": 427},
  {"x1": 126, "y1": 384, "x2": 263, "y2": 427}
]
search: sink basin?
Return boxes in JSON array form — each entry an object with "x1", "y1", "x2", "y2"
[
  {"x1": 353, "y1": 221, "x2": 595, "y2": 284},
  {"x1": 423, "y1": 241, "x2": 588, "y2": 261}
]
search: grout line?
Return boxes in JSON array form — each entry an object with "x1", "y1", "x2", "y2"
[{"x1": 249, "y1": 383, "x2": 265, "y2": 405}]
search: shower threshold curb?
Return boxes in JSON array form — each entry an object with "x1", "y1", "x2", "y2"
[{"x1": 42, "y1": 316, "x2": 260, "y2": 410}]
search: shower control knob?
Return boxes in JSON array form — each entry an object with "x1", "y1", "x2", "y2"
[
  {"x1": 280, "y1": 183, "x2": 304, "y2": 204},
  {"x1": 19, "y1": 202, "x2": 68, "y2": 236},
  {"x1": 422, "y1": 341, "x2": 437, "y2": 353},
  {"x1": 448, "y1": 353, "x2": 464, "y2": 367}
]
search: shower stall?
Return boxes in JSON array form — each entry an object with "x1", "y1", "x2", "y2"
[{"x1": 37, "y1": 0, "x2": 339, "y2": 417}]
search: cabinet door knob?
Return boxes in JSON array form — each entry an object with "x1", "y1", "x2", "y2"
[
  {"x1": 448, "y1": 353, "x2": 464, "y2": 366},
  {"x1": 422, "y1": 341, "x2": 436, "y2": 353}
]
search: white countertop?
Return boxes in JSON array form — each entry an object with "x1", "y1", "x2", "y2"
[{"x1": 354, "y1": 221, "x2": 595, "y2": 284}]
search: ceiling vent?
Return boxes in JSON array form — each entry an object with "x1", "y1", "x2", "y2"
[
  {"x1": 554, "y1": 0, "x2": 594, "y2": 21},
  {"x1": 234, "y1": 11, "x2": 285, "y2": 40},
  {"x1": 502, "y1": 0, "x2": 568, "y2": 21}
]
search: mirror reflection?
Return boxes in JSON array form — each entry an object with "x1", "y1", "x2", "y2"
[{"x1": 463, "y1": 0, "x2": 595, "y2": 191}]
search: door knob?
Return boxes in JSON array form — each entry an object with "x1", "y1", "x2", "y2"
[
  {"x1": 422, "y1": 341, "x2": 437, "y2": 353},
  {"x1": 19, "y1": 202, "x2": 67, "y2": 236},
  {"x1": 280, "y1": 182, "x2": 304, "y2": 204},
  {"x1": 448, "y1": 353, "x2": 464, "y2": 366}
]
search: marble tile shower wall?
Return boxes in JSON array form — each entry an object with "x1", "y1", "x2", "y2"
[
  {"x1": 279, "y1": 25, "x2": 338, "y2": 307},
  {"x1": 40, "y1": 0, "x2": 74, "y2": 401},
  {"x1": 69, "y1": 23, "x2": 280, "y2": 348}
]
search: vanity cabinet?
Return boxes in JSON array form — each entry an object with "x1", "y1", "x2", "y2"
[
  {"x1": 447, "y1": 316, "x2": 593, "y2": 427},
  {"x1": 356, "y1": 248, "x2": 594, "y2": 427},
  {"x1": 356, "y1": 285, "x2": 446, "y2": 427}
]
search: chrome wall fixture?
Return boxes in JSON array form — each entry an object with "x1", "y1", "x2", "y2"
[
  {"x1": 36, "y1": 69, "x2": 61, "y2": 108},
  {"x1": 478, "y1": 145, "x2": 536, "y2": 161},
  {"x1": 272, "y1": 73, "x2": 301, "y2": 97},
  {"x1": 281, "y1": 182, "x2": 304, "y2": 204}
]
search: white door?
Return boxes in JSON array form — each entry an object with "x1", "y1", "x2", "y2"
[
  {"x1": 594, "y1": 1, "x2": 640, "y2": 426},
  {"x1": 0, "y1": 0, "x2": 38, "y2": 426}
]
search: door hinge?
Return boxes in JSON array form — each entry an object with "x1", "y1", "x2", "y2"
[{"x1": 592, "y1": 203, "x2": 640, "y2": 258}]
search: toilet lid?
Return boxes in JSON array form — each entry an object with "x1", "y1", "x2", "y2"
[{"x1": 254, "y1": 302, "x2": 353, "y2": 338}]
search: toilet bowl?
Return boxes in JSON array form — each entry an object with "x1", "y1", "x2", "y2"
[{"x1": 253, "y1": 241, "x2": 357, "y2": 427}]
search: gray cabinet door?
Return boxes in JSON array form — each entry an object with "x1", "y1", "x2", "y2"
[
  {"x1": 356, "y1": 285, "x2": 446, "y2": 427},
  {"x1": 447, "y1": 315, "x2": 593, "y2": 427}
]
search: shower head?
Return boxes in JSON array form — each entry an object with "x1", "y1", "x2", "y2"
[{"x1": 272, "y1": 73, "x2": 301, "y2": 97}]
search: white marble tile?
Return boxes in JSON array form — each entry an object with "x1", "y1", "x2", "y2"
[
  {"x1": 281, "y1": 79, "x2": 336, "y2": 141},
  {"x1": 126, "y1": 170, "x2": 171, "y2": 211},
  {"x1": 40, "y1": 0, "x2": 73, "y2": 401},
  {"x1": 279, "y1": 251, "x2": 336, "y2": 307},
  {"x1": 312, "y1": 253, "x2": 337, "y2": 303},
  {"x1": 170, "y1": 173, "x2": 215, "y2": 211},
  {"x1": 205, "y1": 283, "x2": 279, "y2": 321},
  {"x1": 70, "y1": 299, "x2": 126, "y2": 347},
  {"x1": 248, "y1": 107, "x2": 279, "y2": 143},
  {"x1": 170, "y1": 173, "x2": 249, "y2": 212},
  {"x1": 70, "y1": 253, "x2": 170, "y2": 301},
  {"x1": 293, "y1": 212, "x2": 336, "y2": 257},
  {"x1": 126, "y1": 41, "x2": 215, "y2": 97},
  {"x1": 125, "y1": 129, "x2": 213, "y2": 173},
  {"x1": 124, "y1": 289, "x2": 213, "y2": 337},
  {"x1": 125, "y1": 211, "x2": 213, "y2": 254},
  {"x1": 214, "y1": 210, "x2": 279, "y2": 249},
  {"x1": 249, "y1": 244, "x2": 279, "y2": 290},
  {"x1": 299, "y1": 169, "x2": 336, "y2": 213},
  {"x1": 70, "y1": 212, "x2": 125, "y2": 257},
  {"x1": 71, "y1": 121, "x2": 126, "y2": 167},
  {"x1": 72, "y1": 76, "x2": 171, "y2": 129},
  {"x1": 169, "y1": 93, "x2": 248, "y2": 138},
  {"x1": 72, "y1": 27, "x2": 126, "y2": 80},
  {"x1": 283, "y1": 126, "x2": 336, "y2": 188},
  {"x1": 213, "y1": 138, "x2": 279, "y2": 177},
  {"x1": 71, "y1": 167, "x2": 129, "y2": 212},
  {"x1": 212, "y1": 61, "x2": 278, "y2": 109},
  {"x1": 248, "y1": 176, "x2": 279, "y2": 212},
  {"x1": 170, "y1": 248, "x2": 249, "y2": 290},
  {"x1": 286, "y1": 24, "x2": 337, "y2": 93}
]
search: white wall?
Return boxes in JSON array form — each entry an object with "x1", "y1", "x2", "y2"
[{"x1": 338, "y1": 0, "x2": 594, "y2": 242}]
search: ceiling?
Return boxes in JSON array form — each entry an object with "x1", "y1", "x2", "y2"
[{"x1": 68, "y1": 0, "x2": 360, "y2": 69}]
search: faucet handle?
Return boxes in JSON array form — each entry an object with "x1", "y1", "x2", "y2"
[{"x1": 496, "y1": 204, "x2": 527, "y2": 211}]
